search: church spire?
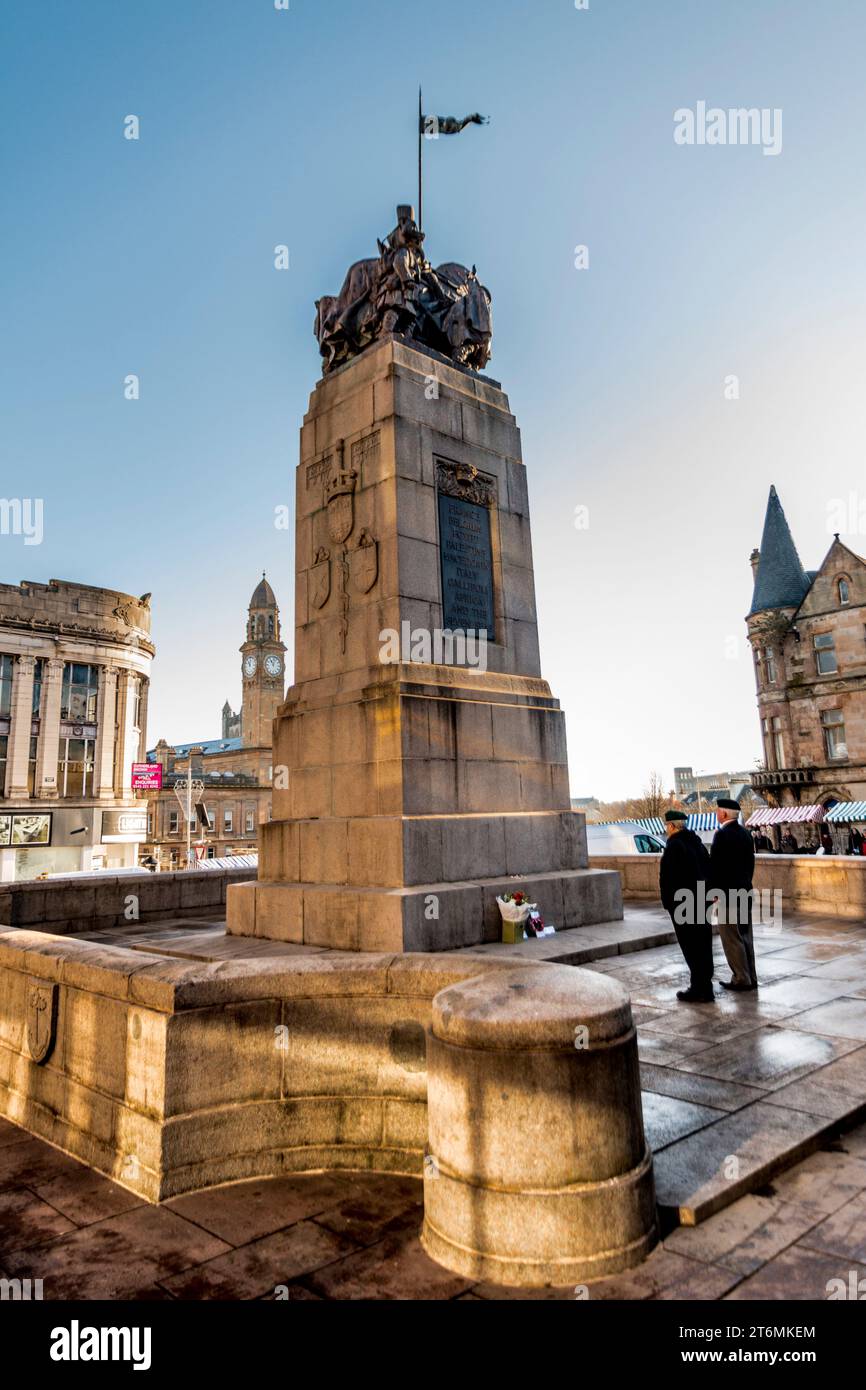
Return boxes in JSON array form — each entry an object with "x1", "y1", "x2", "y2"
[{"x1": 749, "y1": 485, "x2": 811, "y2": 615}]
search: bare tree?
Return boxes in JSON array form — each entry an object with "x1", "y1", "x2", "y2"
[{"x1": 627, "y1": 771, "x2": 669, "y2": 820}]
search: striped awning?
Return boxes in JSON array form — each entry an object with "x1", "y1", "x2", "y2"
[
  {"x1": 746, "y1": 806, "x2": 824, "y2": 826},
  {"x1": 633, "y1": 814, "x2": 719, "y2": 836},
  {"x1": 825, "y1": 802, "x2": 866, "y2": 823}
]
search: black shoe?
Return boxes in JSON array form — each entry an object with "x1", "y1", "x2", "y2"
[
  {"x1": 721, "y1": 979, "x2": 753, "y2": 992},
  {"x1": 676, "y1": 987, "x2": 715, "y2": 1003}
]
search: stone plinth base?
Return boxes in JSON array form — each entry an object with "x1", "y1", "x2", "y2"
[
  {"x1": 227, "y1": 865, "x2": 622, "y2": 952},
  {"x1": 421, "y1": 965, "x2": 658, "y2": 1285}
]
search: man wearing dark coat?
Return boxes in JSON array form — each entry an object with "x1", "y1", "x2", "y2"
[
  {"x1": 710, "y1": 797, "x2": 758, "y2": 991},
  {"x1": 659, "y1": 809, "x2": 714, "y2": 1003}
]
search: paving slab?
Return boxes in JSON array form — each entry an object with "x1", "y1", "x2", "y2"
[
  {"x1": 640, "y1": 1063, "x2": 767, "y2": 1113},
  {"x1": 641, "y1": 1091, "x2": 724, "y2": 1151},
  {"x1": 165, "y1": 1172, "x2": 362, "y2": 1245},
  {"x1": 722, "y1": 1243, "x2": 866, "y2": 1300},
  {"x1": 676, "y1": 1026, "x2": 863, "y2": 1090},
  {"x1": 761, "y1": 1147, "x2": 866, "y2": 1215},
  {"x1": 160, "y1": 1219, "x2": 358, "y2": 1300},
  {"x1": 663, "y1": 1193, "x2": 822, "y2": 1274},
  {"x1": 0, "y1": 1188, "x2": 77, "y2": 1256},
  {"x1": 797, "y1": 1190, "x2": 866, "y2": 1264},
  {"x1": 1, "y1": 1204, "x2": 232, "y2": 1300},
  {"x1": 299, "y1": 1227, "x2": 475, "y2": 1301},
  {"x1": 782, "y1": 997, "x2": 866, "y2": 1042},
  {"x1": 652, "y1": 1101, "x2": 835, "y2": 1224},
  {"x1": 762, "y1": 1045, "x2": 866, "y2": 1120}
]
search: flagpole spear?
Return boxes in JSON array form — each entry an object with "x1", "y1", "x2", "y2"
[{"x1": 418, "y1": 85, "x2": 423, "y2": 230}]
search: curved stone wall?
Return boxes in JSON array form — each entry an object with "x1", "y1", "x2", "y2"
[{"x1": 0, "y1": 930, "x2": 657, "y2": 1286}]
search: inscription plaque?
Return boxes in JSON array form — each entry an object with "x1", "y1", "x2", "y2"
[{"x1": 438, "y1": 491, "x2": 495, "y2": 638}]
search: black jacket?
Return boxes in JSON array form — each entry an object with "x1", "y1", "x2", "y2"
[
  {"x1": 659, "y1": 828, "x2": 711, "y2": 918},
  {"x1": 709, "y1": 820, "x2": 755, "y2": 893}
]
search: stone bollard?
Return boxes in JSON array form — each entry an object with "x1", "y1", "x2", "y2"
[{"x1": 421, "y1": 964, "x2": 657, "y2": 1287}]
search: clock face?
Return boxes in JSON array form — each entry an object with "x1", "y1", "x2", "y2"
[
  {"x1": 243, "y1": 655, "x2": 257, "y2": 677},
  {"x1": 264, "y1": 654, "x2": 282, "y2": 677}
]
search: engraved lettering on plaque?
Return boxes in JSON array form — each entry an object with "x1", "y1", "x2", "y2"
[{"x1": 437, "y1": 460, "x2": 496, "y2": 639}]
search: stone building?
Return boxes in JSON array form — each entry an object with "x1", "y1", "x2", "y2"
[
  {"x1": 747, "y1": 485, "x2": 866, "y2": 806},
  {"x1": 143, "y1": 576, "x2": 286, "y2": 867},
  {"x1": 0, "y1": 579, "x2": 154, "y2": 879}
]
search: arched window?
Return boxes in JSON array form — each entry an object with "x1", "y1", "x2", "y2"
[{"x1": 838, "y1": 577, "x2": 850, "y2": 605}]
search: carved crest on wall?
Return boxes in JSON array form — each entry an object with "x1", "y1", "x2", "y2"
[
  {"x1": 326, "y1": 468, "x2": 358, "y2": 544},
  {"x1": 310, "y1": 546, "x2": 331, "y2": 609},
  {"x1": 26, "y1": 979, "x2": 58, "y2": 1065},
  {"x1": 435, "y1": 459, "x2": 496, "y2": 508},
  {"x1": 349, "y1": 529, "x2": 379, "y2": 594}
]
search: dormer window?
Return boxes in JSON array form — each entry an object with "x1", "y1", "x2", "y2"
[{"x1": 838, "y1": 578, "x2": 850, "y2": 605}]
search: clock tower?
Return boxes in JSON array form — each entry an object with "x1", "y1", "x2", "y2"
[{"x1": 240, "y1": 574, "x2": 287, "y2": 747}]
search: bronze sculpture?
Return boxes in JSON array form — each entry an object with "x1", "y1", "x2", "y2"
[{"x1": 314, "y1": 205, "x2": 492, "y2": 374}]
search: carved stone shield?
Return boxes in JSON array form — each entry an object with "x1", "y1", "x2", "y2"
[
  {"x1": 310, "y1": 547, "x2": 331, "y2": 609},
  {"x1": 26, "y1": 980, "x2": 58, "y2": 1064},
  {"x1": 350, "y1": 530, "x2": 379, "y2": 594},
  {"x1": 326, "y1": 469, "x2": 357, "y2": 544}
]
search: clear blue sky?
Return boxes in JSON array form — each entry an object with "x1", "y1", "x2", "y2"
[{"x1": 3, "y1": 0, "x2": 865, "y2": 798}]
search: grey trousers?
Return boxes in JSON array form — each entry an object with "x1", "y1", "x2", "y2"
[{"x1": 720, "y1": 918, "x2": 758, "y2": 987}]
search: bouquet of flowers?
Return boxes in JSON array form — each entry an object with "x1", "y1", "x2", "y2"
[{"x1": 496, "y1": 890, "x2": 531, "y2": 943}]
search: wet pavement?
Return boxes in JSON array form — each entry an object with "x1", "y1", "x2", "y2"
[{"x1": 1, "y1": 904, "x2": 865, "y2": 1299}]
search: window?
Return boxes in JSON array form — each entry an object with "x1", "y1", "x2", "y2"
[
  {"x1": 813, "y1": 633, "x2": 837, "y2": 675},
  {"x1": 0, "y1": 734, "x2": 7, "y2": 792},
  {"x1": 839, "y1": 578, "x2": 850, "y2": 605},
  {"x1": 206, "y1": 845, "x2": 215, "y2": 860},
  {"x1": 32, "y1": 659, "x2": 43, "y2": 717},
  {"x1": 822, "y1": 709, "x2": 847, "y2": 760},
  {"x1": 130, "y1": 677, "x2": 141, "y2": 730},
  {"x1": 0, "y1": 656, "x2": 13, "y2": 718},
  {"x1": 59, "y1": 737, "x2": 95, "y2": 797},
  {"x1": 60, "y1": 663, "x2": 99, "y2": 722},
  {"x1": 27, "y1": 736, "x2": 37, "y2": 795},
  {"x1": 169, "y1": 810, "x2": 180, "y2": 834},
  {"x1": 771, "y1": 717, "x2": 784, "y2": 768},
  {"x1": 765, "y1": 648, "x2": 776, "y2": 684},
  {"x1": 223, "y1": 809, "x2": 233, "y2": 834},
  {"x1": 635, "y1": 834, "x2": 662, "y2": 854},
  {"x1": 245, "y1": 808, "x2": 255, "y2": 834},
  {"x1": 763, "y1": 716, "x2": 784, "y2": 770}
]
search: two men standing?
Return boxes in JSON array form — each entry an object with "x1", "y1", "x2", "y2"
[{"x1": 659, "y1": 798, "x2": 759, "y2": 1003}]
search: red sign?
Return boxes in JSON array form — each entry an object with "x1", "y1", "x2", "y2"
[{"x1": 131, "y1": 762, "x2": 162, "y2": 790}]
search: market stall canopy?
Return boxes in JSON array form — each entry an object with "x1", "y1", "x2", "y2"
[
  {"x1": 747, "y1": 806, "x2": 824, "y2": 826},
  {"x1": 627, "y1": 813, "x2": 719, "y2": 836},
  {"x1": 825, "y1": 802, "x2": 866, "y2": 823}
]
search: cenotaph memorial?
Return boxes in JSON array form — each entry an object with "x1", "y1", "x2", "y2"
[
  {"x1": 227, "y1": 205, "x2": 623, "y2": 952},
  {"x1": 0, "y1": 205, "x2": 655, "y2": 1286}
]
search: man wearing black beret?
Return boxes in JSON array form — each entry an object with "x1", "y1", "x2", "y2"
[
  {"x1": 710, "y1": 798, "x2": 759, "y2": 991},
  {"x1": 659, "y1": 809, "x2": 714, "y2": 1003}
]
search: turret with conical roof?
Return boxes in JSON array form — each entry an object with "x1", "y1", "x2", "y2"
[{"x1": 749, "y1": 485, "x2": 810, "y2": 616}]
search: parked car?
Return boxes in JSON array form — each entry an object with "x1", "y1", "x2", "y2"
[{"x1": 586, "y1": 822, "x2": 666, "y2": 856}]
